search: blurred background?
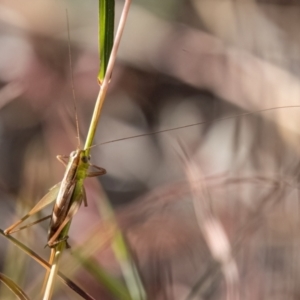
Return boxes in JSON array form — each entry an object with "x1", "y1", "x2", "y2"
[{"x1": 1, "y1": 0, "x2": 300, "y2": 299}]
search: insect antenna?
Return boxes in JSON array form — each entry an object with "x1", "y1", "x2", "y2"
[
  {"x1": 66, "y1": 9, "x2": 81, "y2": 149},
  {"x1": 95, "y1": 104, "x2": 300, "y2": 147}
]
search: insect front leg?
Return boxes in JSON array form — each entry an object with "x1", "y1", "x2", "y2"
[
  {"x1": 4, "y1": 183, "x2": 61, "y2": 235},
  {"x1": 87, "y1": 164, "x2": 106, "y2": 177},
  {"x1": 9, "y1": 215, "x2": 52, "y2": 234},
  {"x1": 83, "y1": 164, "x2": 106, "y2": 206},
  {"x1": 56, "y1": 155, "x2": 70, "y2": 167}
]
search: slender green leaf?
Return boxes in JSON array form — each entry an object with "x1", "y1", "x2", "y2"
[
  {"x1": 112, "y1": 230, "x2": 146, "y2": 300},
  {"x1": 98, "y1": 0, "x2": 115, "y2": 83},
  {"x1": 0, "y1": 272, "x2": 30, "y2": 300},
  {"x1": 96, "y1": 192, "x2": 146, "y2": 300},
  {"x1": 73, "y1": 249, "x2": 132, "y2": 300}
]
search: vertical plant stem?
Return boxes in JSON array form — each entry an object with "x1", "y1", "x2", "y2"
[
  {"x1": 94, "y1": 2, "x2": 146, "y2": 298},
  {"x1": 96, "y1": 2, "x2": 146, "y2": 294},
  {"x1": 43, "y1": 1, "x2": 132, "y2": 298},
  {"x1": 43, "y1": 247, "x2": 63, "y2": 300},
  {"x1": 85, "y1": 0, "x2": 132, "y2": 153}
]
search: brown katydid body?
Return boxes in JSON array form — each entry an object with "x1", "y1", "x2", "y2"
[
  {"x1": 4, "y1": 149, "x2": 106, "y2": 248},
  {"x1": 48, "y1": 150, "x2": 84, "y2": 247},
  {"x1": 47, "y1": 149, "x2": 85, "y2": 248},
  {"x1": 47, "y1": 149, "x2": 106, "y2": 248}
]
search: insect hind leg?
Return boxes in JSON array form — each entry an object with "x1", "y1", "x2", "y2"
[
  {"x1": 6, "y1": 215, "x2": 51, "y2": 235},
  {"x1": 87, "y1": 164, "x2": 106, "y2": 177},
  {"x1": 4, "y1": 183, "x2": 60, "y2": 235}
]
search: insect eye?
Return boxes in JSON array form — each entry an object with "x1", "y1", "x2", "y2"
[{"x1": 82, "y1": 156, "x2": 88, "y2": 163}]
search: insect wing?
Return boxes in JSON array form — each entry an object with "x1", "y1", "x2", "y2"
[{"x1": 48, "y1": 180, "x2": 76, "y2": 242}]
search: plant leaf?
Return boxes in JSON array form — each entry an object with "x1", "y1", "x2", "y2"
[
  {"x1": 98, "y1": 0, "x2": 115, "y2": 83},
  {"x1": 73, "y1": 249, "x2": 132, "y2": 300},
  {"x1": 0, "y1": 272, "x2": 30, "y2": 300}
]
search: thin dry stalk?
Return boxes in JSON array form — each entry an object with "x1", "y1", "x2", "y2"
[
  {"x1": 43, "y1": 1, "x2": 132, "y2": 298},
  {"x1": 178, "y1": 144, "x2": 240, "y2": 300}
]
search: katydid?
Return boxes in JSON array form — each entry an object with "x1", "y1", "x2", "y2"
[
  {"x1": 47, "y1": 149, "x2": 106, "y2": 247},
  {"x1": 4, "y1": 149, "x2": 106, "y2": 248}
]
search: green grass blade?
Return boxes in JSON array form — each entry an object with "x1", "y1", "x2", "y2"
[
  {"x1": 73, "y1": 249, "x2": 132, "y2": 300},
  {"x1": 0, "y1": 273, "x2": 30, "y2": 300},
  {"x1": 97, "y1": 193, "x2": 146, "y2": 300},
  {"x1": 112, "y1": 230, "x2": 146, "y2": 300},
  {"x1": 98, "y1": 0, "x2": 115, "y2": 83}
]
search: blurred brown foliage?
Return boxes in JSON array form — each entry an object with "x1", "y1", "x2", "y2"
[{"x1": 1, "y1": 0, "x2": 300, "y2": 299}]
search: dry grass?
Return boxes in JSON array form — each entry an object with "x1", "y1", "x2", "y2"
[{"x1": 1, "y1": 1, "x2": 300, "y2": 299}]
